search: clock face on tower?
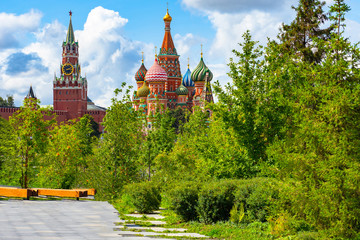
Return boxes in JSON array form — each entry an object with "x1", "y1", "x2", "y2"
[{"x1": 62, "y1": 63, "x2": 74, "y2": 75}]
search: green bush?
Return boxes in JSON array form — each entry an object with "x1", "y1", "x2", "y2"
[
  {"x1": 234, "y1": 178, "x2": 278, "y2": 223},
  {"x1": 168, "y1": 181, "x2": 199, "y2": 222},
  {"x1": 196, "y1": 179, "x2": 239, "y2": 224},
  {"x1": 124, "y1": 182, "x2": 161, "y2": 213}
]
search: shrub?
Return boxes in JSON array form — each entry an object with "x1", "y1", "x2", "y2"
[
  {"x1": 124, "y1": 182, "x2": 161, "y2": 213},
  {"x1": 234, "y1": 177, "x2": 279, "y2": 223},
  {"x1": 168, "y1": 181, "x2": 200, "y2": 222},
  {"x1": 230, "y1": 203, "x2": 245, "y2": 224},
  {"x1": 196, "y1": 179, "x2": 239, "y2": 224}
]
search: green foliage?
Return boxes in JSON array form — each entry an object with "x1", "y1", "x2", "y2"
[
  {"x1": 81, "y1": 114, "x2": 101, "y2": 138},
  {"x1": 265, "y1": 3, "x2": 360, "y2": 237},
  {"x1": 9, "y1": 99, "x2": 55, "y2": 188},
  {"x1": 278, "y1": 0, "x2": 332, "y2": 64},
  {"x1": 329, "y1": 0, "x2": 351, "y2": 36},
  {"x1": 36, "y1": 117, "x2": 94, "y2": 189},
  {"x1": 139, "y1": 109, "x2": 177, "y2": 181},
  {"x1": 0, "y1": 95, "x2": 15, "y2": 107},
  {"x1": 153, "y1": 109, "x2": 250, "y2": 185},
  {"x1": 196, "y1": 179, "x2": 238, "y2": 224},
  {"x1": 0, "y1": 117, "x2": 17, "y2": 186},
  {"x1": 185, "y1": 221, "x2": 272, "y2": 240},
  {"x1": 167, "y1": 181, "x2": 200, "y2": 222},
  {"x1": 229, "y1": 203, "x2": 245, "y2": 224},
  {"x1": 213, "y1": 31, "x2": 281, "y2": 173},
  {"x1": 234, "y1": 178, "x2": 279, "y2": 223},
  {"x1": 111, "y1": 193, "x2": 135, "y2": 215},
  {"x1": 83, "y1": 83, "x2": 143, "y2": 200},
  {"x1": 124, "y1": 181, "x2": 161, "y2": 213}
]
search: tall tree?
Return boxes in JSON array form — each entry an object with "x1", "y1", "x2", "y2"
[
  {"x1": 279, "y1": 0, "x2": 333, "y2": 63},
  {"x1": 329, "y1": 0, "x2": 350, "y2": 37},
  {"x1": 139, "y1": 109, "x2": 177, "y2": 181},
  {"x1": 37, "y1": 117, "x2": 94, "y2": 189},
  {"x1": 0, "y1": 117, "x2": 17, "y2": 185},
  {"x1": 213, "y1": 31, "x2": 279, "y2": 169},
  {"x1": 9, "y1": 99, "x2": 55, "y2": 188},
  {"x1": 86, "y1": 83, "x2": 143, "y2": 200},
  {"x1": 268, "y1": 2, "x2": 360, "y2": 237},
  {"x1": 0, "y1": 95, "x2": 15, "y2": 107}
]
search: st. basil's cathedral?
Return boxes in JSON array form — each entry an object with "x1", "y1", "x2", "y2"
[{"x1": 132, "y1": 9, "x2": 214, "y2": 115}]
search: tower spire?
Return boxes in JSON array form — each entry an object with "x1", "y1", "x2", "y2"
[
  {"x1": 160, "y1": 6, "x2": 175, "y2": 55},
  {"x1": 25, "y1": 85, "x2": 36, "y2": 99},
  {"x1": 66, "y1": 10, "x2": 75, "y2": 44}
]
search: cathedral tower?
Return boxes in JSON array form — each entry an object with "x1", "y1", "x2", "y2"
[
  {"x1": 158, "y1": 8, "x2": 181, "y2": 109},
  {"x1": 53, "y1": 11, "x2": 87, "y2": 119}
]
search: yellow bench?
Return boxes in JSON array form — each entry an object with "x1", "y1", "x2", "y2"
[
  {"x1": 34, "y1": 189, "x2": 88, "y2": 200},
  {"x1": 0, "y1": 187, "x2": 38, "y2": 199},
  {"x1": 73, "y1": 188, "x2": 96, "y2": 196}
]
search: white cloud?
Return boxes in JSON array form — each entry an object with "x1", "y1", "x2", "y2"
[
  {"x1": 345, "y1": 19, "x2": 360, "y2": 43},
  {"x1": 75, "y1": 6, "x2": 153, "y2": 107},
  {"x1": 0, "y1": 10, "x2": 42, "y2": 49},
  {"x1": 182, "y1": 0, "x2": 289, "y2": 13},
  {"x1": 174, "y1": 33, "x2": 205, "y2": 57},
  {"x1": 0, "y1": 20, "x2": 65, "y2": 106},
  {"x1": 208, "y1": 11, "x2": 282, "y2": 61},
  {"x1": 180, "y1": 0, "x2": 297, "y2": 91}
]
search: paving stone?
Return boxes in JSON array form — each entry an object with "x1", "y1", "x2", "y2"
[
  {"x1": 118, "y1": 224, "x2": 187, "y2": 232},
  {"x1": 125, "y1": 213, "x2": 165, "y2": 219},
  {"x1": 117, "y1": 230, "x2": 208, "y2": 238},
  {"x1": 0, "y1": 200, "x2": 208, "y2": 240}
]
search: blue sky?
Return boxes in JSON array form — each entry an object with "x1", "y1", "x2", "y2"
[{"x1": 0, "y1": 0, "x2": 360, "y2": 107}]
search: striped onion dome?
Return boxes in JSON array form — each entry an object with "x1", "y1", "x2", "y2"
[
  {"x1": 191, "y1": 57, "x2": 213, "y2": 82},
  {"x1": 135, "y1": 62, "x2": 147, "y2": 82},
  {"x1": 145, "y1": 58, "x2": 167, "y2": 82},
  {"x1": 182, "y1": 67, "x2": 194, "y2": 87},
  {"x1": 176, "y1": 83, "x2": 189, "y2": 96},
  {"x1": 137, "y1": 81, "x2": 150, "y2": 97}
]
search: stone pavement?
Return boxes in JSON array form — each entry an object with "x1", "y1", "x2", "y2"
[
  {"x1": 115, "y1": 212, "x2": 209, "y2": 239},
  {"x1": 0, "y1": 200, "x2": 174, "y2": 240}
]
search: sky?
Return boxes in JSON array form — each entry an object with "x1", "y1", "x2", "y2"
[{"x1": 0, "y1": 0, "x2": 360, "y2": 107}]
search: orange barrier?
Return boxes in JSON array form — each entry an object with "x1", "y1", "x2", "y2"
[{"x1": 0, "y1": 187, "x2": 38, "y2": 199}]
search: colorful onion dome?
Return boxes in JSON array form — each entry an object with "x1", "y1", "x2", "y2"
[
  {"x1": 191, "y1": 57, "x2": 213, "y2": 82},
  {"x1": 163, "y1": 9, "x2": 172, "y2": 22},
  {"x1": 182, "y1": 67, "x2": 194, "y2": 87},
  {"x1": 176, "y1": 83, "x2": 189, "y2": 96},
  {"x1": 137, "y1": 81, "x2": 150, "y2": 97},
  {"x1": 135, "y1": 62, "x2": 147, "y2": 82},
  {"x1": 145, "y1": 58, "x2": 167, "y2": 82}
]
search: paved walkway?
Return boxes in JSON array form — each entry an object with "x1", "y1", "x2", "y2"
[{"x1": 0, "y1": 200, "x2": 172, "y2": 240}]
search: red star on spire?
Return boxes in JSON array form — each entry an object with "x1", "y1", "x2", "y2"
[{"x1": 69, "y1": 10, "x2": 72, "y2": 16}]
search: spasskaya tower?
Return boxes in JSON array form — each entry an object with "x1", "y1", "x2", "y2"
[{"x1": 53, "y1": 11, "x2": 105, "y2": 130}]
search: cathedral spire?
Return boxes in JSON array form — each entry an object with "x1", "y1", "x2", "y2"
[
  {"x1": 160, "y1": 7, "x2": 176, "y2": 55},
  {"x1": 25, "y1": 85, "x2": 36, "y2": 99},
  {"x1": 66, "y1": 11, "x2": 75, "y2": 44}
]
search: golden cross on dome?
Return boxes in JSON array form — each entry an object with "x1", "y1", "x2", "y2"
[
  {"x1": 155, "y1": 46, "x2": 157, "y2": 57},
  {"x1": 167, "y1": 2, "x2": 169, "y2": 11},
  {"x1": 141, "y1": 51, "x2": 144, "y2": 63},
  {"x1": 201, "y1": 44, "x2": 203, "y2": 58},
  {"x1": 187, "y1": 57, "x2": 190, "y2": 68}
]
